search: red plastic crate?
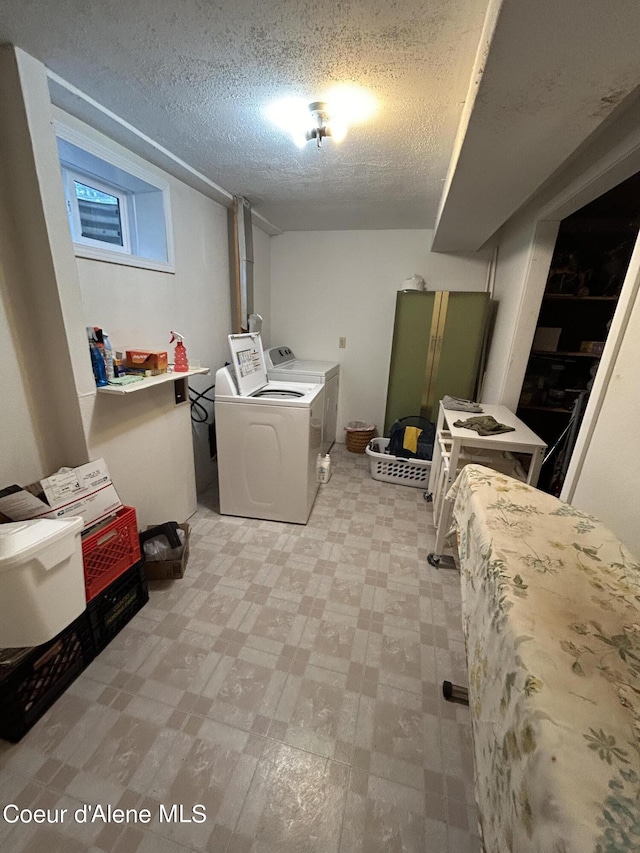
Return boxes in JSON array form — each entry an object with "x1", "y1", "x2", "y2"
[{"x1": 81, "y1": 506, "x2": 141, "y2": 602}]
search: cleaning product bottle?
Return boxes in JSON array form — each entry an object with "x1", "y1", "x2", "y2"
[
  {"x1": 91, "y1": 327, "x2": 113, "y2": 382},
  {"x1": 88, "y1": 336, "x2": 108, "y2": 387},
  {"x1": 322, "y1": 454, "x2": 332, "y2": 483},
  {"x1": 102, "y1": 331, "x2": 115, "y2": 380},
  {"x1": 170, "y1": 331, "x2": 189, "y2": 372},
  {"x1": 317, "y1": 454, "x2": 331, "y2": 483}
]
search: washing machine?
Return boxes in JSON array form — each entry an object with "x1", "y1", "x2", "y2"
[
  {"x1": 215, "y1": 333, "x2": 325, "y2": 525},
  {"x1": 264, "y1": 346, "x2": 340, "y2": 454}
]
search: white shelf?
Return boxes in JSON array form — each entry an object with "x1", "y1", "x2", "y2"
[{"x1": 97, "y1": 366, "x2": 210, "y2": 395}]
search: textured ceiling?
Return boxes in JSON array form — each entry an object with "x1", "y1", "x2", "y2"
[
  {"x1": 6, "y1": 1, "x2": 640, "y2": 243},
  {"x1": 0, "y1": 0, "x2": 489, "y2": 232}
]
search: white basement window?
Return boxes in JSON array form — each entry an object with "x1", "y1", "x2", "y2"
[{"x1": 55, "y1": 124, "x2": 174, "y2": 272}]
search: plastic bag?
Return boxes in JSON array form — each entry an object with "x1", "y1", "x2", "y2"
[
  {"x1": 143, "y1": 528, "x2": 186, "y2": 562},
  {"x1": 345, "y1": 421, "x2": 376, "y2": 432}
]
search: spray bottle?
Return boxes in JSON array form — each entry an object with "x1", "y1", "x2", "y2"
[
  {"x1": 98, "y1": 328, "x2": 115, "y2": 380},
  {"x1": 170, "y1": 331, "x2": 189, "y2": 372}
]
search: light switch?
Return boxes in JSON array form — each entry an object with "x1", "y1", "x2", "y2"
[{"x1": 339, "y1": 337, "x2": 346, "y2": 348}]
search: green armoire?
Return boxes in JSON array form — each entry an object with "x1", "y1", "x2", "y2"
[{"x1": 383, "y1": 290, "x2": 490, "y2": 433}]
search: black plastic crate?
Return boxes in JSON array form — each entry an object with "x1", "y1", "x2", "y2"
[
  {"x1": 87, "y1": 560, "x2": 149, "y2": 653},
  {"x1": 0, "y1": 612, "x2": 95, "y2": 743}
]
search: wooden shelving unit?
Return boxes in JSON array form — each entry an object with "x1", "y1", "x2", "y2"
[
  {"x1": 518, "y1": 404, "x2": 574, "y2": 414},
  {"x1": 542, "y1": 295, "x2": 617, "y2": 301},
  {"x1": 531, "y1": 350, "x2": 601, "y2": 358}
]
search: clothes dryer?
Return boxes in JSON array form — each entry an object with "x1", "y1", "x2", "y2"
[
  {"x1": 215, "y1": 333, "x2": 325, "y2": 524},
  {"x1": 264, "y1": 346, "x2": 339, "y2": 453}
]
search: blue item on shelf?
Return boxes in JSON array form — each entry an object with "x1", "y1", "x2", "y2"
[{"x1": 89, "y1": 341, "x2": 108, "y2": 387}]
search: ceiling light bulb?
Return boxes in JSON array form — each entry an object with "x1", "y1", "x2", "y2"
[
  {"x1": 264, "y1": 96, "x2": 314, "y2": 146},
  {"x1": 292, "y1": 130, "x2": 309, "y2": 148},
  {"x1": 324, "y1": 85, "x2": 377, "y2": 125},
  {"x1": 329, "y1": 118, "x2": 348, "y2": 143},
  {"x1": 266, "y1": 89, "x2": 376, "y2": 148}
]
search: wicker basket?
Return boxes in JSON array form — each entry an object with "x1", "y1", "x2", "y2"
[{"x1": 345, "y1": 421, "x2": 377, "y2": 453}]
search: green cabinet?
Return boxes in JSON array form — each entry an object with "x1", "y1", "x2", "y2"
[{"x1": 383, "y1": 290, "x2": 489, "y2": 433}]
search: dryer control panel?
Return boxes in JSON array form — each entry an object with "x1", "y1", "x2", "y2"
[{"x1": 266, "y1": 346, "x2": 295, "y2": 367}]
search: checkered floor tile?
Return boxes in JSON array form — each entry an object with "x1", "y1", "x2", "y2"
[{"x1": 0, "y1": 445, "x2": 480, "y2": 852}]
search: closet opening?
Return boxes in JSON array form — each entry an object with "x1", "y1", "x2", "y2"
[{"x1": 517, "y1": 173, "x2": 640, "y2": 495}]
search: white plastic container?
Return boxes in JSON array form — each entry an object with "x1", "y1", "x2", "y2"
[
  {"x1": 0, "y1": 517, "x2": 86, "y2": 647},
  {"x1": 318, "y1": 454, "x2": 332, "y2": 483}
]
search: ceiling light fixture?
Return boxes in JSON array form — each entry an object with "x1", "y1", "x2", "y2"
[
  {"x1": 305, "y1": 102, "x2": 345, "y2": 148},
  {"x1": 265, "y1": 86, "x2": 377, "y2": 150}
]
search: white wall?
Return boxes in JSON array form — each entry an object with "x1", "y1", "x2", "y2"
[
  {"x1": 569, "y1": 288, "x2": 640, "y2": 555},
  {"x1": 271, "y1": 231, "x2": 491, "y2": 436},
  {"x1": 0, "y1": 48, "x2": 270, "y2": 527},
  {"x1": 0, "y1": 172, "x2": 47, "y2": 483},
  {"x1": 253, "y1": 226, "x2": 272, "y2": 347},
  {"x1": 60, "y1": 105, "x2": 235, "y2": 498},
  {"x1": 563, "y1": 243, "x2": 640, "y2": 557},
  {"x1": 53, "y1": 107, "x2": 246, "y2": 504},
  {"x1": 0, "y1": 47, "x2": 92, "y2": 487},
  {"x1": 482, "y1": 217, "x2": 559, "y2": 408}
]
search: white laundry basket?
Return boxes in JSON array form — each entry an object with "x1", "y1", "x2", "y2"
[{"x1": 365, "y1": 438, "x2": 432, "y2": 487}]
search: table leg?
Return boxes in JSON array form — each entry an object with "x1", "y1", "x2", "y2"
[
  {"x1": 527, "y1": 446, "x2": 545, "y2": 487},
  {"x1": 427, "y1": 441, "x2": 441, "y2": 496},
  {"x1": 446, "y1": 439, "x2": 462, "y2": 492},
  {"x1": 427, "y1": 405, "x2": 446, "y2": 494}
]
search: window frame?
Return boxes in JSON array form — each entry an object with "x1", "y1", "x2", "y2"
[
  {"x1": 63, "y1": 167, "x2": 132, "y2": 255},
  {"x1": 54, "y1": 119, "x2": 175, "y2": 274}
]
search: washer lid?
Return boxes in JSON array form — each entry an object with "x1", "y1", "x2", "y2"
[{"x1": 228, "y1": 332, "x2": 268, "y2": 396}]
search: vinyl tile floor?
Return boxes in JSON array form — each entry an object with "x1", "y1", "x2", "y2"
[{"x1": 0, "y1": 445, "x2": 480, "y2": 853}]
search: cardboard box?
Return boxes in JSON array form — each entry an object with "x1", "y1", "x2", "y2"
[
  {"x1": 125, "y1": 350, "x2": 168, "y2": 374},
  {"x1": 0, "y1": 459, "x2": 123, "y2": 530},
  {"x1": 143, "y1": 523, "x2": 190, "y2": 580},
  {"x1": 532, "y1": 327, "x2": 562, "y2": 352}
]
